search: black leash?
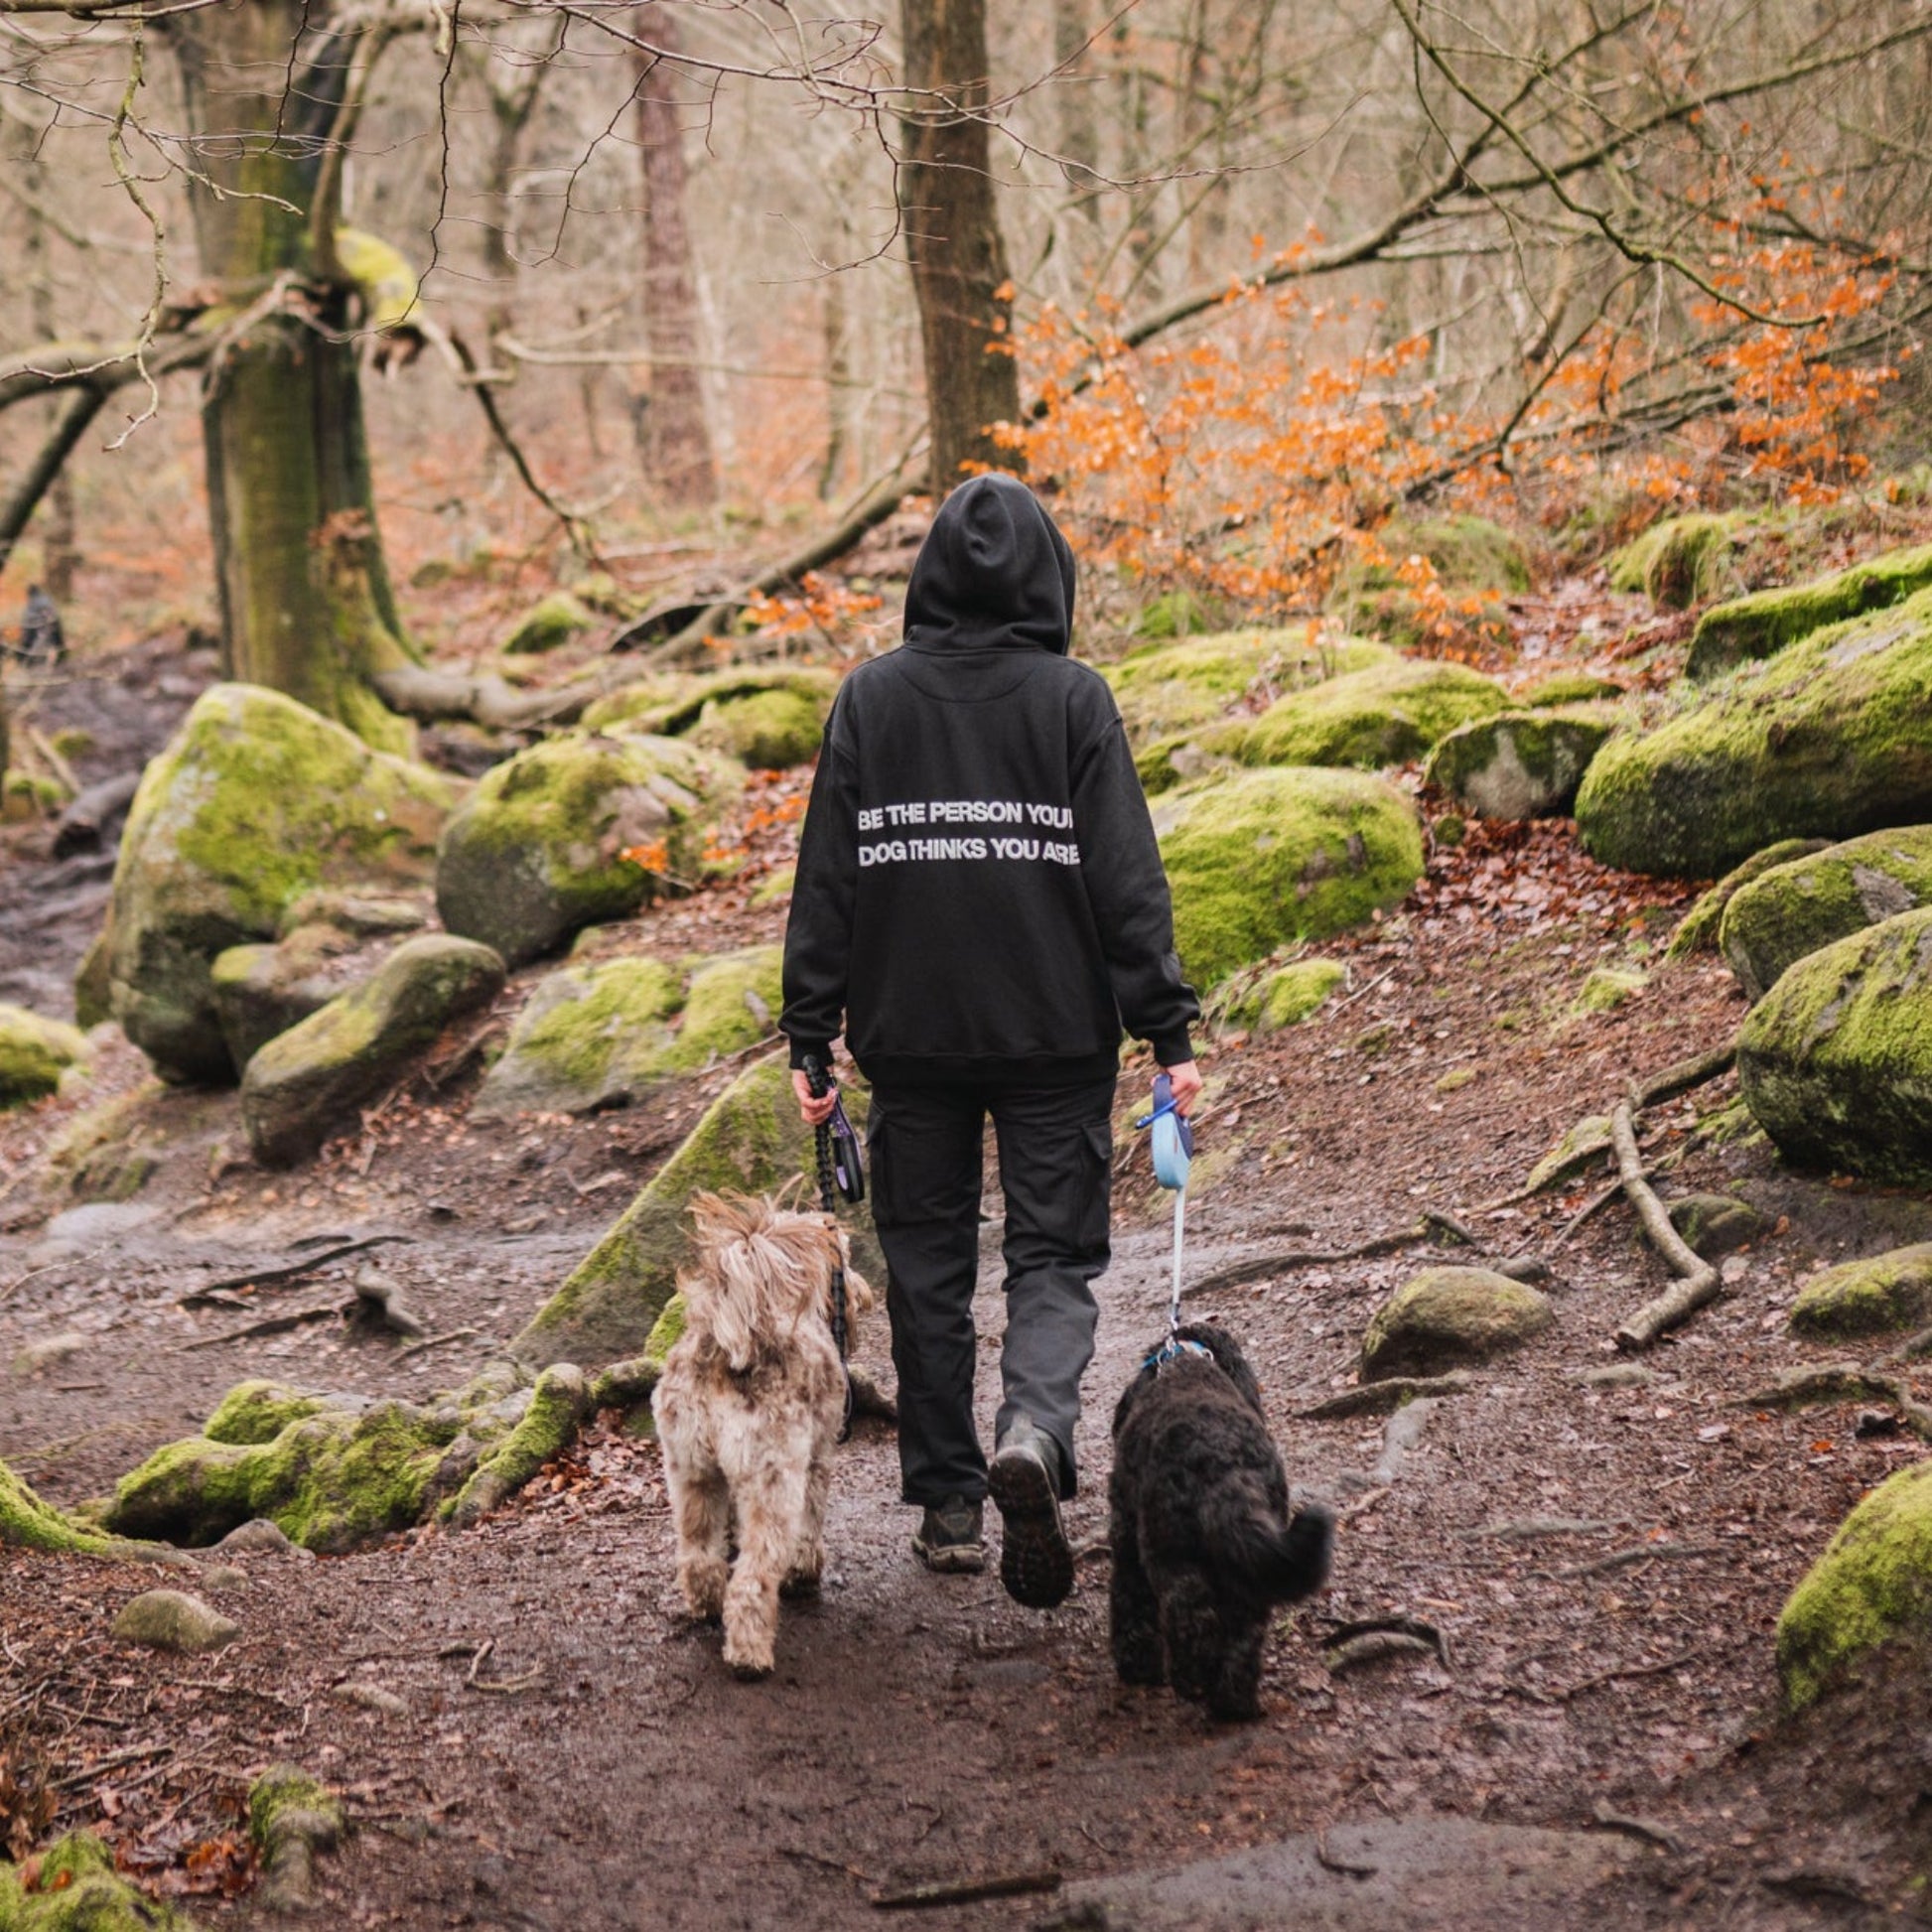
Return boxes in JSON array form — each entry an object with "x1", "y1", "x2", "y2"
[{"x1": 802, "y1": 1055, "x2": 862, "y2": 1436}]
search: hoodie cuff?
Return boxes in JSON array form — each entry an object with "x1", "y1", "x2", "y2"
[
  {"x1": 787, "y1": 1036, "x2": 834, "y2": 1072},
  {"x1": 1148, "y1": 1029, "x2": 1195, "y2": 1069}
]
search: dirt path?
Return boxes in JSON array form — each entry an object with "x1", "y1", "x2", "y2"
[{"x1": 5, "y1": 810, "x2": 1929, "y2": 1928}]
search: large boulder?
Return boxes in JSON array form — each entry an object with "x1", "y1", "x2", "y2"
[
  {"x1": 1666, "y1": 838, "x2": 1830, "y2": 959},
  {"x1": 1736, "y1": 907, "x2": 1932, "y2": 1183},
  {"x1": 1423, "y1": 709, "x2": 1613, "y2": 821},
  {"x1": 1360, "y1": 1266, "x2": 1553, "y2": 1380},
  {"x1": 240, "y1": 934, "x2": 504, "y2": 1166},
  {"x1": 472, "y1": 944, "x2": 781, "y2": 1119},
  {"x1": 1575, "y1": 588, "x2": 1932, "y2": 876},
  {"x1": 511, "y1": 1053, "x2": 882, "y2": 1368},
  {"x1": 1720, "y1": 825, "x2": 1932, "y2": 1001},
  {"x1": 1777, "y1": 1459, "x2": 1932, "y2": 1709},
  {"x1": 1689, "y1": 541, "x2": 1932, "y2": 681},
  {"x1": 1102, "y1": 630, "x2": 1392, "y2": 747},
  {"x1": 106, "y1": 684, "x2": 457, "y2": 1082},
  {"x1": 0, "y1": 1003, "x2": 89, "y2": 1105},
  {"x1": 209, "y1": 920, "x2": 411, "y2": 1071},
  {"x1": 1789, "y1": 1244, "x2": 1932, "y2": 1340},
  {"x1": 436, "y1": 731, "x2": 739, "y2": 967},
  {"x1": 1189, "y1": 658, "x2": 1508, "y2": 781},
  {"x1": 1153, "y1": 767, "x2": 1424, "y2": 986}
]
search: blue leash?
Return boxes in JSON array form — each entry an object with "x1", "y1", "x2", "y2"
[{"x1": 1136, "y1": 1073, "x2": 1195, "y2": 1359}]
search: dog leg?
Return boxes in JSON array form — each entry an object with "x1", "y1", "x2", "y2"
[
  {"x1": 1109, "y1": 1527, "x2": 1167, "y2": 1687},
  {"x1": 722, "y1": 1464, "x2": 809, "y2": 1680},
  {"x1": 1155, "y1": 1566, "x2": 1225, "y2": 1708},
  {"x1": 1206, "y1": 1615, "x2": 1267, "y2": 1724},
  {"x1": 783, "y1": 1441, "x2": 834, "y2": 1599},
  {"x1": 669, "y1": 1460, "x2": 732, "y2": 1622}
]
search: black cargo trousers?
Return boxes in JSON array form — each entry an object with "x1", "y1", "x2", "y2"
[{"x1": 867, "y1": 1074, "x2": 1117, "y2": 1508}]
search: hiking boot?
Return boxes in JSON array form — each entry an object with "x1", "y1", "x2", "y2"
[
  {"x1": 988, "y1": 1418, "x2": 1074, "y2": 1609},
  {"x1": 912, "y1": 1496, "x2": 985, "y2": 1574}
]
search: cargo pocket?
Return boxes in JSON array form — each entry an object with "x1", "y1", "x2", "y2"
[{"x1": 1076, "y1": 1118, "x2": 1114, "y2": 1259}]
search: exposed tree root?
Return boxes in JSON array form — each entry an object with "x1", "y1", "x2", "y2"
[
  {"x1": 1298, "y1": 1371, "x2": 1479, "y2": 1420},
  {"x1": 1610, "y1": 1100, "x2": 1722, "y2": 1351},
  {"x1": 1738, "y1": 1362, "x2": 1932, "y2": 1441},
  {"x1": 1182, "y1": 1210, "x2": 1476, "y2": 1301}
]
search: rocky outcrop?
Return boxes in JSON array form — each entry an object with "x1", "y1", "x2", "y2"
[
  {"x1": 106, "y1": 685, "x2": 457, "y2": 1082},
  {"x1": 1720, "y1": 825, "x2": 1932, "y2": 1001},
  {"x1": 1736, "y1": 907, "x2": 1932, "y2": 1183},
  {"x1": 1575, "y1": 588, "x2": 1932, "y2": 876},
  {"x1": 1688, "y1": 541, "x2": 1932, "y2": 680},
  {"x1": 1360, "y1": 1267, "x2": 1553, "y2": 1380},
  {"x1": 1423, "y1": 709, "x2": 1612, "y2": 820},
  {"x1": 582, "y1": 666, "x2": 837, "y2": 769},
  {"x1": 435, "y1": 731, "x2": 740, "y2": 966},
  {"x1": 240, "y1": 934, "x2": 504, "y2": 1166},
  {"x1": 1153, "y1": 767, "x2": 1424, "y2": 986},
  {"x1": 1789, "y1": 1243, "x2": 1932, "y2": 1340}
]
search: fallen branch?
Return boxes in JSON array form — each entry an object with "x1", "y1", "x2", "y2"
[
  {"x1": 1183, "y1": 1213, "x2": 1473, "y2": 1301},
  {"x1": 871, "y1": 1868, "x2": 1060, "y2": 1911},
  {"x1": 1313, "y1": 1835, "x2": 1378, "y2": 1877},
  {"x1": 182, "y1": 1305, "x2": 342, "y2": 1349},
  {"x1": 1633, "y1": 1038, "x2": 1736, "y2": 1111},
  {"x1": 177, "y1": 1233, "x2": 411, "y2": 1306},
  {"x1": 1554, "y1": 1541, "x2": 1723, "y2": 1581},
  {"x1": 1561, "y1": 1647, "x2": 1702, "y2": 1701},
  {"x1": 396, "y1": 1326, "x2": 479, "y2": 1359},
  {"x1": 1297, "y1": 1371, "x2": 1479, "y2": 1420},
  {"x1": 1588, "y1": 1802, "x2": 1683, "y2": 1854},
  {"x1": 1737, "y1": 1362, "x2": 1932, "y2": 1441},
  {"x1": 1610, "y1": 1101, "x2": 1722, "y2": 1351},
  {"x1": 1319, "y1": 1614, "x2": 1450, "y2": 1672},
  {"x1": 51, "y1": 771, "x2": 141, "y2": 858}
]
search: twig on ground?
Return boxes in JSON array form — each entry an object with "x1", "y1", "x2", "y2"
[
  {"x1": 1183, "y1": 1220, "x2": 1469, "y2": 1301},
  {"x1": 871, "y1": 1868, "x2": 1061, "y2": 1910},
  {"x1": 1547, "y1": 1172, "x2": 1639, "y2": 1254},
  {"x1": 1589, "y1": 1801, "x2": 1683, "y2": 1854},
  {"x1": 395, "y1": 1327, "x2": 480, "y2": 1359},
  {"x1": 1319, "y1": 1614, "x2": 1450, "y2": 1672},
  {"x1": 780, "y1": 1846, "x2": 873, "y2": 1882},
  {"x1": 1324, "y1": 1630, "x2": 1436, "y2": 1674},
  {"x1": 181, "y1": 1305, "x2": 342, "y2": 1349},
  {"x1": 1331, "y1": 967, "x2": 1398, "y2": 1012},
  {"x1": 177, "y1": 1233, "x2": 411, "y2": 1305},
  {"x1": 1633, "y1": 1039, "x2": 1737, "y2": 1110},
  {"x1": 1298, "y1": 1372, "x2": 1478, "y2": 1420},
  {"x1": 1554, "y1": 1542, "x2": 1722, "y2": 1581},
  {"x1": 1609, "y1": 1101, "x2": 1721, "y2": 1350},
  {"x1": 1738, "y1": 1362, "x2": 1932, "y2": 1441},
  {"x1": 1562, "y1": 1648, "x2": 1702, "y2": 1701}
]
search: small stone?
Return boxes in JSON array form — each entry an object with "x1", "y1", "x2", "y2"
[
  {"x1": 1578, "y1": 965, "x2": 1645, "y2": 1014},
  {"x1": 1433, "y1": 1066, "x2": 1476, "y2": 1095},
  {"x1": 200, "y1": 1564, "x2": 250, "y2": 1590},
  {"x1": 217, "y1": 1517, "x2": 296, "y2": 1555},
  {"x1": 10, "y1": 1330, "x2": 88, "y2": 1378},
  {"x1": 332, "y1": 1682, "x2": 407, "y2": 1717},
  {"x1": 112, "y1": 1588, "x2": 240, "y2": 1654},
  {"x1": 1666, "y1": 1192, "x2": 1768, "y2": 1260},
  {"x1": 1571, "y1": 1363, "x2": 1667, "y2": 1389}
]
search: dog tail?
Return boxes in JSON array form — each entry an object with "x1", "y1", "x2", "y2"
[{"x1": 1205, "y1": 1488, "x2": 1334, "y2": 1603}]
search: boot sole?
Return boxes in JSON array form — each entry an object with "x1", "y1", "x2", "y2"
[
  {"x1": 913, "y1": 1541, "x2": 985, "y2": 1576},
  {"x1": 988, "y1": 1448, "x2": 1074, "y2": 1608}
]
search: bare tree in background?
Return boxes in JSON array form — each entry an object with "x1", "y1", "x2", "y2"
[{"x1": 632, "y1": 2, "x2": 718, "y2": 505}]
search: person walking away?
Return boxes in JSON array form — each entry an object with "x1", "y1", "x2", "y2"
[{"x1": 780, "y1": 472, "x2": 1201, "y2": 1609}]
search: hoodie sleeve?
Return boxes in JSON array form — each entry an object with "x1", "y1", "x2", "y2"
[
  {"x1": 780, "y1": 692, "x2": 859, "y2": 1070},
  {"x1": 1070, "y1": 700, "x2": 1199, "y2": 1065}
]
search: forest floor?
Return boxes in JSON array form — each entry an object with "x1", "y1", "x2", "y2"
[{"x1": 5, "y1": 582, "x2": 1932, "y2": 1929}]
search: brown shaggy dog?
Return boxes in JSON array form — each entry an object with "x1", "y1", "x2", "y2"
[{"x1": 651, "y1": 1191, "x2": 873, "y2": 1680}]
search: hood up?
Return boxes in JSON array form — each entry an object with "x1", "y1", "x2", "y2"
[{"x1": 903, "y1": 472, "x2": 1077, "y2": 654}]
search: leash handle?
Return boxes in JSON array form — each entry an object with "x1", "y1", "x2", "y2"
[
  {"x1": 1136, "y1": 1073, "x2": 1194, "y2": 1334},
  {"x1": 801, "y1": 1056, "x2": 853, "y2": 1393}
]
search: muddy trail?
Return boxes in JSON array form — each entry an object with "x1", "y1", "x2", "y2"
[{"x1": 4, "y1": 674, "x2": 1931, "y2": 1926}]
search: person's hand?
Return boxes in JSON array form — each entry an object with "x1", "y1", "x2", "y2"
[
  {"x1": 1162, "y1": 1059, "x2": 1204, "y2": 1117},
  {"x1": 792, "y1": 1068, "x2": 838, "y2": 1127}
]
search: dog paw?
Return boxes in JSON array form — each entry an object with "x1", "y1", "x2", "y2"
[
  {"x1": 723, "y1": 1642, "x2": 774, "y2": 1681},
  {"x1": 678, "y1": 1561, "x2": 729, "y2": 1621},
  {"x1": 780, "y1": 1567, "x2": 822, "y2": 1599}
]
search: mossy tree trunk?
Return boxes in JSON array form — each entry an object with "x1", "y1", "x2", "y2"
[
  {"x1": 897, "y1": 0, "x2": 1024, "y2": 487},
  {"x1": 172, "y1": 3, "x2": 414, "y2": 753}
]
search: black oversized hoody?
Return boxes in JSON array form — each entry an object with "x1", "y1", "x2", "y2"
[{"x1": 780, "y1": 473, "x2": 1198, "y2": 1087}]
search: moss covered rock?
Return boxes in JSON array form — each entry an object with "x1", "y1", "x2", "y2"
[
  {"x1": 0, "y1": 1005, "x2": 89, "y2": 1107},
  {"x1": 583, "y1": 666, "x2": 837, "y2": 750},
  {"x1": 73, "y1": 921, "x2": 113, "y2": 1031},
  {"x1": 1360, "y1": 1267, "x2": 1553, "y2": 1380},
  {"x1": 1777, "y1": 1459, "x2": 1932, "y2": 1708},
  {"x1": 445, "y1": 1363, "x2": 592, "y2": 1528},
  {"x1": 1689, "y1": 541, "x2": 1932, "y2": 681},
  {"x1": 209, "y1": 923, "x2": 399, "y2": 1072},
  {"x1": 1196, "y1": 658, "x2": 1507, "y2": 778},
  {"x1": 1736, "y1": 907, "x2": 1932, "y2": 1182},
  {"x1": 1608, "y1": 512, "x2": 1736, "y2": 608},
  {"x1": 1720, "y1": 825, "x2": 1932, "y2": 1001},
  {"x1": 666, "y1": 946, "x2": 781, "y2": 1068},
  {"x1": 1575, "y1": 588, "x2": 1932, "y2": 876},
  {"x1": 512, "y1": 1053, "x2": 882, "y2": 1368},
  {"x1": 1521, "y1": 671, "x2": 1624, "y2": 708},
  {"x1": 1666, "y1": 838, "x2": 1830, "y2": 959},
  {"x1": 106, "y1": 685, "x2": 457, "y2": 1082},
  {"x1": 1102, "y1": 630, "x2": 1392, "y2": 748},
  {"x1": 241, "y1": 934, "x2": 505, "y2": 1166},
  {"x1": 1789, "y1": 1243, "x2": 1932, "y2": 1340},
  {"x1": 1153, "y1": 767, "x2": 1423, "y2": 985},
  {"x1": 0, "y1": 1831, "x2": 204, "y2": 1929},
  {"x1": 1578, "y1": 965, "x2": 1645, "y2": 1013},
  {"x1": 1218, "y1": 957, "x2": 1346, "y2": 1035},
  {"x1": 250, "y1": 1762, "x2": 345, "y2": 1913},
  {"x1": 502, "y1": 591, "x2": 596, "y2": 654},
  {"x1": 1, "y1": 1453, "x2": 120, "y2": 1555},
  {"x1": 474, "y1": 955, "x2": 683, "y2": 1118},
  {"x1": 1665, "y1": 1192, "x2": 1767, "y2": 1259},
  {"x1": 111, "y1": 1588, "x2": 240, "y2": 1654},
  {"x1": 1424, "y1": 709, "x2": 1612, "y2": 821},
  {"x1": 687, "y1": 687, "x2": 826, "y2": 768},
  {"x1": 435, "y1": 731, "x2": 739, "y2": 966}
]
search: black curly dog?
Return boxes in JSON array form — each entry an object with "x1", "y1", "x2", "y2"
[{"x1": 1108, "y1": 1322, "x2": 1333, "y2": 1721}]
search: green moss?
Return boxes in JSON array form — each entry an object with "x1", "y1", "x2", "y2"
[
  {"x1": 1521, "y1": 1114, "x2": 1612, "y2": 1192},
  {"x1": 1720, "y1": 825, "x2": 1932, "y2": 1001},
  {"x1": 1608, "y1": 512, "x2": 1737, "y2": 608},
  {"x1": 1575, "y1": 587, "x2": 1932, "y2": 876},
  {"x1": 1132, "y1": 588, "x2": 1221, "y2": 639},
  {"x1": 1777, "y1": 1459, "x2": 1932, "y2": 1708},
  {"x1": 0, "y1": 1830, "x2": 203, "y2": 1929},
  {"x1": 3, "y1": 772, "x2": 68, "y2": 821},
  {"x1": 1736, "y1": 906, "x2": 1932, "y2": 1183},
  {"x1": 689, "y1": 688, "x2": 824, "y2": 768},
  {"x1": 1578, "y1": 965, "x2": 1645, "y2": 1013},
  {"x1": 1360, "y1": 1266, "x2": 1553, "y2": 1380},
  {"x1": 1789, "y1": 1243, "x2": 1932, "y2": 1340},
  {"x1": 476, "y1": 955, "x2": 684, "y2": 1118},
  {"x1": 1689, "y1": 541, "x2": 1932, "y2": 680},
  {"x1": 204, "y1": 1380, "x2": 333, "y2": 1446},
  {"x1": 1102, "y1": 630, "x2": 1392, "y2": 747},
  {"x1": 1424, "y1": 709, "x2": 1613, "y2": 820},
  {"x1": 583, "y1": 667, "x2": 838, "y2": 742},
  {"x1": 1432, "y1": 812, "x2": 1465, "y2": 848},
  {"x1": 46, "y1": 1082, "x2": 163, "y2": 1203},
  {"x1": 249, "y1": 1765, "x2": 343, "y2": 1850},
  {"x1": 1667, "y1": 838, "x2": 1830, "y2": 959},
  {"x1": 503, "y1": 592, "x2": 595, "y2": 654},
  {"x1": 749, "y1": 865, "x2": 796, "y2": 906},
  {"x1": 1435, "y1": 1066, "x2": 1476, "y2": 1094},
  {"x1": 666, "y1": 946, "x2": 782, "y2": 1069},
  {"x1": 643, "y1": 1295, "x2": 687, "y2": 1361},
  {"x1": 72, "y1": 921, "x2": 113, "y2": 1031},
  {"x1": 0, "y1": 1454, "x2": 117, "y2": 1555},
  {"x1": 1257, "y1": 957, "x2": 1346, "y2": 1032},
  {"x1": 0, "y1": 1005, "x2": 88, "y2": 1106},
  {"x1": 1206, "y1": 658, "x2": 1508, "y2": 776},
  {"x1": 513, "y1": 1054, "x2": 882, "y2": 1368},
  {"x1": 445, "y1": 1364, "x2": 589, "y2": 1525},
  {"x1": 1347, "y1": 517, "x2": 1532, "y2": 594},
  {"x1": 1521, "y1": 671, "x2": 1624, "y2": 708},
  {"x1": 435, "y1": 730, "x2": 742, "y2": 967},
  {"x1": 49, "y1": 727, "x2": 94, "y2": 761},
  {"x1": 1153, "y1": 766, "x2": 1424, "y2": 984}
]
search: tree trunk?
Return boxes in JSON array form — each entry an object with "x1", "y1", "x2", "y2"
[
  {"x1": 172, "y1": 1, "x2": 413, "y2": 753},
  {"x1": 20, "y1": 138, "x2": 79, "y2": 602},
  {"x1": 632, "y1": 4, "x2": 718, "y2": 505},
  {"x1": 1052, "y1": 0, "x2": 1102, "y2": 227},
  {"x1": 897, "y1": 0, "x2": 1024, "y2": 486}
]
